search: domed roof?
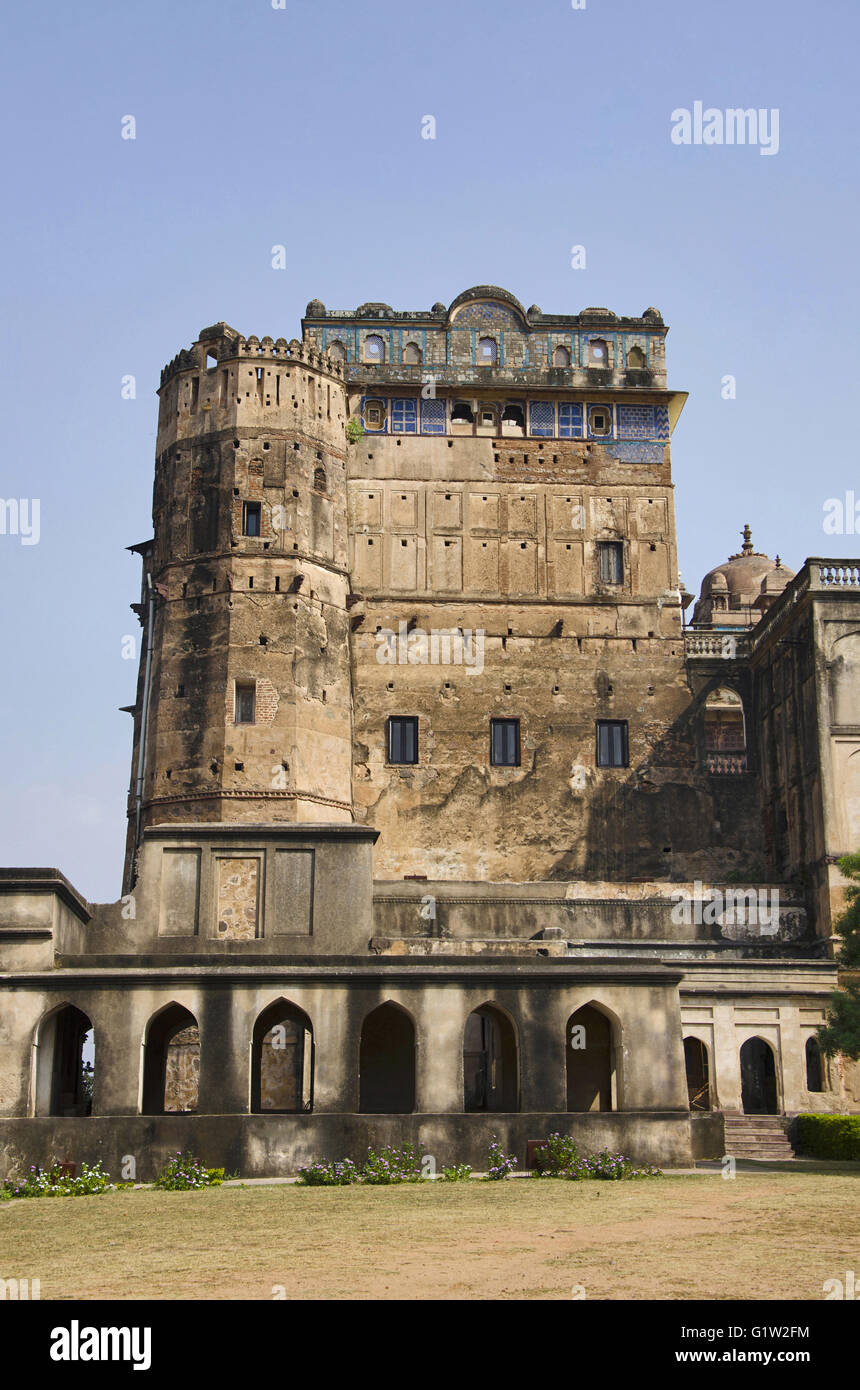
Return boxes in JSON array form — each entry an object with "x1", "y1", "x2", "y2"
[
  {"x1": 692, "y1": 526, "x2": 795, "y2": 627},
  {"x1": 305, "y1": 299, "x2": 326, "y2": 317}
]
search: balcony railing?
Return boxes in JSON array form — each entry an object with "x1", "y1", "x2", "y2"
[
  {"x1": 706, "y1": 753, "x2": 748, "y2": 775},
  {"x1": 684, "y1": 631, "x2": 750, "y2": 660}
]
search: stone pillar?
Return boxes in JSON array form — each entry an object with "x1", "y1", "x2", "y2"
[
  {"x1": 311, "y1": 989, "x2": 359, "y2": 1113},
  {"x1": 197, "y1": 990, "x2": 249, "y2": 1114},
  {"x1": 778, "y1": 1005, "x2": 804, "y2": 1112},
  {"x1": 713, "y1": 1003, "x2": 741, "y2": 1112},
  {"x1": 413, "y1": 987, "x2": 463, "y2": 1113}
]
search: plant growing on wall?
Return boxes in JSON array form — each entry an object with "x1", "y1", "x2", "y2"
[
  {"x1": 818, "y1": 852, "x2": 860, "y2": 1059},
  {"x1": 345, "y1": 417, "x2": 364, "y2": 443}
]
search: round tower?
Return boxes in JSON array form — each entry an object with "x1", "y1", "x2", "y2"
[{"x1": 124, "y1": 324, "x2": 352, "y2": 888}]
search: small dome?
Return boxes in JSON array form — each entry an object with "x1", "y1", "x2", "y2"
[
  {"x1": 305, "y1": 299, "x2": 326, "y2": 317},
  {"x1": 692, "y1": 525, "x2": 795, "y2": 628},
  {"x1": 642, "y1": 306, "x2": 663, "y2": 321},
  {"x1": 431, "y1": 301, "x2": 446, "y2": 314},
  {"x1": 527, "y1": 304, "x2": 542, "y2": 317}
]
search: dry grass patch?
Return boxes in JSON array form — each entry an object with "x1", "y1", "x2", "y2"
[{"x1": 1, "y1": 1167, "x2": 858, "y2": 1300}]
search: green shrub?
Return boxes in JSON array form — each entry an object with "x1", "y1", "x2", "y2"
[
  {"x1": 795, "y1": 1114, "x2": 860, "y2": 1160},
  {"x1": 0, "y1": 1160, "x2": 119, "y2": 1200},
  {"x1": 296, "y1": 1158, "x2": 360, "y2": 1186},
  {"x1": 345, "y1": 418, "x2": 364, "y2": 443},
  {"x1": 530, "y1": 1132, "x2": 580, "y2": 1177},
  {"x1": 567, "y1": 1149, "x2": 663, "y2": 1181},
  {"x1": 440, "y1": 1163, "x2": 472, "y2": 1182},
  {"x1": 361, "y1": 1143, "x2": 424, "y2": 1185},
  {"x1": 486, "y1": 1137, "x2": 517, "y2": 1180},
  {"x1": 153, "y1": 1151, "x2": 224, "y2": 1191}
]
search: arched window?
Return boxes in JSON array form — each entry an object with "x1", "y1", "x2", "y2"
[
  {"x1": 589, "y1": 338, "x2": 608, "y2": 365},
  {"x1": 805, "y1": 1037, "x2": 824, "y2": 1092},
  {"x1": 739, "y1": 1037, "x2": 779, "y2": 1114},
  {"x1": 359, "y1": 1002, "x2": 415, "y2": 1113},
  {"x1": 327, "y1": 341, "x2": 346, "y2": 363},
  {"x1": 141, "y1": 1003, "x2": 199, "y2": 1115},
  {"x1": 684, "y1": 1036, "x2": 711, "y2": 1111},
  {"x1": 567, "y1": 1004, "x2": 616, "y2": 1111},
  {"x1": 313, "y1": 465, "x2": 327, "y2": 493},
  {"x1": 501, "y1": 402, "x2": 525, "y2": 431},
  {"x1": 627, "y1": 344, "x2": 646, "y2": 369},
  {"x1": 34, "y1": 1004, "x2": 94, "y2": 1117},
  {"x1": 252, "y1": 1000, "x2": 313, "y2": 1113},
  {"x1": 553, "y1": 345, "x2": 571, "y2": 368},
  {"x1": 704, "y1": 687, "x2": 746, "y2": 774},
  {"x1": 463, "y1": 1004, "x2": 518, "y2": 1112},
  {"x1": 451, "y1": 401, "x2": 474, "y2": 424},
  {"x1": 403, "y1": 342, "x2": 422, "y2": 364},
  {"x1": 477, "y1": 337, "x2": 497, "y2": 365},
  {"x1": 364, "y1": 334, "x2": 385, "y2": 363}
]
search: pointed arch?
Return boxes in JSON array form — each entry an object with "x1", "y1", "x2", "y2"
[
  {"x1": 141, "y1": 1002, "x2": 199, "y2": 1115},
  {"x1": 566, "y1": 1002, "x2": 618, "y2": 1112},
  {"x1": 463, "y1": 1002, "x2": 519, "y2": 1112},
  {"x1": 740, "y1": 1036, "x2": 779, "y2": 1114},
  {"x1": 33, "y1": 1003, "x2": 94, "y2": 1117},
  {"x1": 359, "y1": 1001, "x2": 415, "y2": 1114},
  {"x1": 683, "y1": 1035, "x2": 712, "y2": 1110},
  {"x1": 251, "y1": 998, "x2": 313, "y2": 1113}
]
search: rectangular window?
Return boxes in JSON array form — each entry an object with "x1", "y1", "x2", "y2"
[
  {"x1": 391, "y1": 398, "x2": 418, "y2": 434},
  {"x1": 235, "y1": 682, "x2": 256, "y2": 724},
  {"x1": 529, "y1": 401, "x2": 555, "y2": 437},
  {"x1": 388, "y1": 716, "x2": 418, "y2": 765},
  {"x1": 558, "y1": 403, "x2": 583, "y2": 438},
  {"x1": 243, "y1": 501, "x2": 262, "y2": 537},
  {"x1": 597, "y1": 540, "x2": 623, "y2": 584},
  {"x1": 421, "y1": 397, "x2": 447, "y2": 435},
  {"x1": 596, "y1": 720, "x2": 628, "y2": 768},
  {"x1": 490, "y1": 718, "x2": 520, "y2": 767}
]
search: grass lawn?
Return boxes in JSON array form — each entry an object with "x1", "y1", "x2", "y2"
[{"x1": 2, "y1": 1166, "x2": 859, "y2": 1300}]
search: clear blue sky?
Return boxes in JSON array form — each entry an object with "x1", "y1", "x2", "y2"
[{"x1": 1, "y1": 0, "x2": 857, "y2": 901}]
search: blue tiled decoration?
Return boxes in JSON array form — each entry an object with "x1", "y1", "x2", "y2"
[
  {"x1": 420, "y1": 398, "x2": 447, "y2": 434},
  {"x1": 558, "y1": 403, "x2": 583, "y2": 438},
  {"x1": 323, "y1": 327, "x2": 351, "y2": 360},
  {"x1": 617, "y1": 405, "x2": 656, "y2": 440},
  {"x1": 391, "y1": 399, "x2": 417, "y2": 433},
  {"x1": 586, "y1": 404, "x2": 615, "y2": 440},
  {"x1": 452, "y1": 302, "x2": 522, "y2": 329},
  {"x1": 608, "y1": 442, "x2": 665, "y2": 464},
  {"x1": 360, "y1": 396, "x2": 387, "y2": 433},
  {"x1": 529, "y1": 402, "x2": 554, "y2": 437},
  {"x1": 655, "y1": 406, "x2": 670, "y2": 440}
]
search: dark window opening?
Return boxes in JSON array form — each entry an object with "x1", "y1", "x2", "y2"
[
  {"x1": 235, "y1": 683, "x2": 256, "y2": 724},
  {"x1": 491, "y1": 718, "x2": 520, "y2": 767},
  {"x1": 597, "y1": 540, "x2": 623, "y2": 584},
  {"x1": 596, "y1": 719, "x2": 628, "y2": 768},
  {"x1": 388, "y1": 715, "x2": 418, "y2": 764},
  {"x1": 243, "y1": 501, "x2": 262, "y2": 537},
  {"x1": 451, "y1": 401, "x2": 474, "y2": 424}
]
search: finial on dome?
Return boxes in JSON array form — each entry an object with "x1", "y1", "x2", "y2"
[
  {"x1": 741, "y1": 523, "x2": 754, "y2": 555},
  {"x1": 775, "y1": 554, "x2": 781, "y2": 568}
]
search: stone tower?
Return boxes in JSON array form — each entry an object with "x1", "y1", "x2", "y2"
[{"x1": 123, "y1": 324, "x2": 353, "y2": 890}]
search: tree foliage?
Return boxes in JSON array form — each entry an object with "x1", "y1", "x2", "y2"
[{"x1": 818, "y1": 853, "x2": 860, "y2": 1059}]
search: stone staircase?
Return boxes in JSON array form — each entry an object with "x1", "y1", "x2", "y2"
[{"x1": 723, "y1": 1114, "x2": 795, "y2": 1161}]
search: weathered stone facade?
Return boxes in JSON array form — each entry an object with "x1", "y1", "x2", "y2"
[{"x1": 1, "y1": 287, "x2": 858, "y2": 1179}]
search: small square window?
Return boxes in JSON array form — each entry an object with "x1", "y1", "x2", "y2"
[
  {"x1": 243, "y1": 501, "x2": 262, "y2": 537},
  {"x1": 388, "y1": 716, "x2": 418, "y2": 764},
  {"x1": 596, "y1": 720, "x2": 628, "y2": 768},
  {"x1": 235, "y1": 683, "x2": 256, "y2": 724},
  {"x1": 490, "y1": 718, "x2": 520, "y2": 767}
]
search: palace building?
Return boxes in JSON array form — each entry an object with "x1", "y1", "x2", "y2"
[{"x1": 1, "y1": 285, "x2": 858, "y2": 1176}]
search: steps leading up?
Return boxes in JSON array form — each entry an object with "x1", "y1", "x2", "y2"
[{"x1": 722, "y1": 1114, "x2": 795, "y2": 1160}]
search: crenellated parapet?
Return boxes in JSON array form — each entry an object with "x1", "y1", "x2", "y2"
[{"x1": 160, "y1": 326, "x2": 346, "y2": 390}]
